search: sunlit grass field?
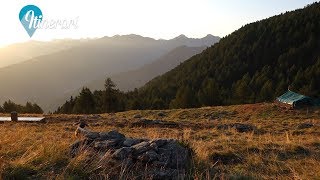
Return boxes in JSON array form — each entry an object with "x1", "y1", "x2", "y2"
[{"x1": 0, "y1": 103, "x2": 319, "y2": 179}]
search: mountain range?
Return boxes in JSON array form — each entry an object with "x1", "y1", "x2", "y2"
[
  {"x1": 0, "y1": 34, "x2": 220, "y2": 111},
  {"x1": 0, "y1": 39, "x2": 87, "y2": 68},
  {"x1": 85, "y1": 45, "x2": 207, "y2": 91}
]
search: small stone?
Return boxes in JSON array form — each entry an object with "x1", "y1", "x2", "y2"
[
  {"x1": 298, "y1": 123, "x2": 314, "y2": 129},
  {"x1": 217, "y1": 123, "x2": 256, "y2": 133},
  {"x1": 153, "y1": 120, "x2": 161, "y2": 124},
  {"x1": 157, "y1": 112, "x2": 166, "y2": 117},
  {"x1": 233, "y1": 123, "x2": 256, "y2": 133},
  {"x1": 133, "y1": 114, "x2": 142, "y2": 118}
]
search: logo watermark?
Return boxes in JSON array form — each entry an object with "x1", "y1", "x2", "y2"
[{"x1": 19, "y1": 5, "x2": 79, "y2": 37}]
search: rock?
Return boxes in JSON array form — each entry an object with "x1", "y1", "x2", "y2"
[
  {"x1": 131, "y1": 119, "x2": 180, "y2": 128},
  {"x1": 153, "y1": 120, "x2": 162, "y2": 124},
  {"x1": 85, "y1": 132, "x2": 100, "y2": 139},
  {"x1": 151, "y1": 169, "x2": 178, "y2": 180},
  {"x1": 217, "y1": 123, "x2": 256, "y2": 133},
  {"x1": 112, "y1": 147, "x2": 133, "y2": 160},
  {"x1": 99, "y1": 130, "x2": 125, "y2": 140},
  {"x1": 94, "y1": 140, "x2": 120, "y2": 150},
  {"x1": 137, "y1": 150, "x2": 159, "y2": 162},
  {"x1": 139, "y1": 119, "x2": 156, "y2": 125},
  {"x1": 121, "y1": 158, "x2": 133, "y2": 168},
  {"x1": 158, "y1": 141, "x2": 190, "y2": 169},
  {"x1": 150, "y1": 139, "x2": 168, "y2": 147},
  {"x1": 94, "y1": 141, "x2": 107, "y2": 149},
  {"x1": 123, "y1": 138, "x2": 141, "y2": 147},
  {"x1": 133, "y1": 114, "x2": 142, "y2": 118},
  {"x1": 157, "y1": 112, "x2": 166, "y2": 117},
  {"x1": 70, "y1": 140, "x2": 82, "y2": 158},
  {"x1": 132, "y1": 141, "x2": 151, "y2": 155},
  {"x1": 233, "y1": 123, "x2": 256, "y2": 133},
  {"x1": 150, "y1": 142, "x2": 158, "y2": 151},
  {"x1": 298, "y1": 123, "x2": 314, "y2": 129},
  {"x1": 99, "y1": 131, "x2": 110, "y2": 137},
  {"x1": 108, "y1": 130, "x2": 125, "y2": 139},
  {"x1": 70, "y1": 130, "x2": 190, "y2": 179},
  {"x1": 152, "y1": 161, "x2": 167, "y2": 168},
  {"x1": 75, "y1": 127, "x2": 91, "y2": 137},
  {"x1": 211, "y1": 152, "x2": 243, "y2": 165}
]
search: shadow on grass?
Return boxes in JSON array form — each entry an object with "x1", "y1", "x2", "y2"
[{"x1": 1, "y1": 165, "x2": 37, "y2": 180}]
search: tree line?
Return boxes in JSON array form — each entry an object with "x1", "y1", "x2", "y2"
[
  {"x1": 56, "y1": 78, "x2": 127, "y2": 114},
  {"x1": 0, "y1": 100, "x2": 43, "y2": 114}
]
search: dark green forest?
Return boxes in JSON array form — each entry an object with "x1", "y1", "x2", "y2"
[
  {"x1": 56, "y1": 2, "x2": 320, "y2": 114},
  {"x1": 0, "y1": 100, "x2": 43, "y2": 114}
]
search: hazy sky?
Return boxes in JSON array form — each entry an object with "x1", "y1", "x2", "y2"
[{"x1": 0, "y1": 0, "x2": 318, "y2": 47}]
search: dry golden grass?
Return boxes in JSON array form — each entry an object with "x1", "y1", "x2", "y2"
[{"x1": 0, "y1": 103, "x2": 319, "y2": 179}]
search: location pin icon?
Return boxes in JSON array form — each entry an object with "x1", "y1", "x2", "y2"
[{"x1": 19, "y1": 5, "x2": 43, "y2": 37}]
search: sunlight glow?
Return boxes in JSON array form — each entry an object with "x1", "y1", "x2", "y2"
[{"x1": 0, "y1": 0, "x2": 318, "y2": 47}]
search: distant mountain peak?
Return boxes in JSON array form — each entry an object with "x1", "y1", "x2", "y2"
[
  {"x1": 174, "y1": 34, "x2": 188, "y2": 40},
  {"x1": 172, "y1": 34, "x2": 219, "y2": 41},
  {"x1": 204, "y1": 34, "x2": 215, "y2": 38}
]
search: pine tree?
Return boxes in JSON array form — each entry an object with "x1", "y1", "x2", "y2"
[
  {"x1": 25, "y1": 102, "x2": 33, "y2": 113},
  {"x1": 104, "y1": 77, "x2": 118, "y2": 113},
  {"x1": 259, "y1": 80, "x2": 274, "y2": 101},
  {"x1": 170, "y1": 86, "x2": 194, "y2": 108},
  {"x1": 32, "y1": 103, "x2": 43, "y2": 114},
  {"x1": 3, "y1": 100, "x2": 17, "y2": 113},
  {"x1": 232, "y1": 74, "x2": 253, "y2": 104},
  {"x1": 197, "y1": 78, "x2": 220, "y2": 106},
  {"x1": 73, "y1": 88, "x2": 95, "y2": 114}
]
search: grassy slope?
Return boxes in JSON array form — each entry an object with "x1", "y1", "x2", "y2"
[{"x1": 0, "y1": 103, "x2": 319, "y2": 179}]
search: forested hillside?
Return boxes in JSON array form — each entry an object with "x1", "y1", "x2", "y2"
[
  {"x1": 56, "y1": 3, "x2": 320, "y2": 113},
  {"x1": 137, "y1": 2, "x2": 320, "y2": 109}
]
